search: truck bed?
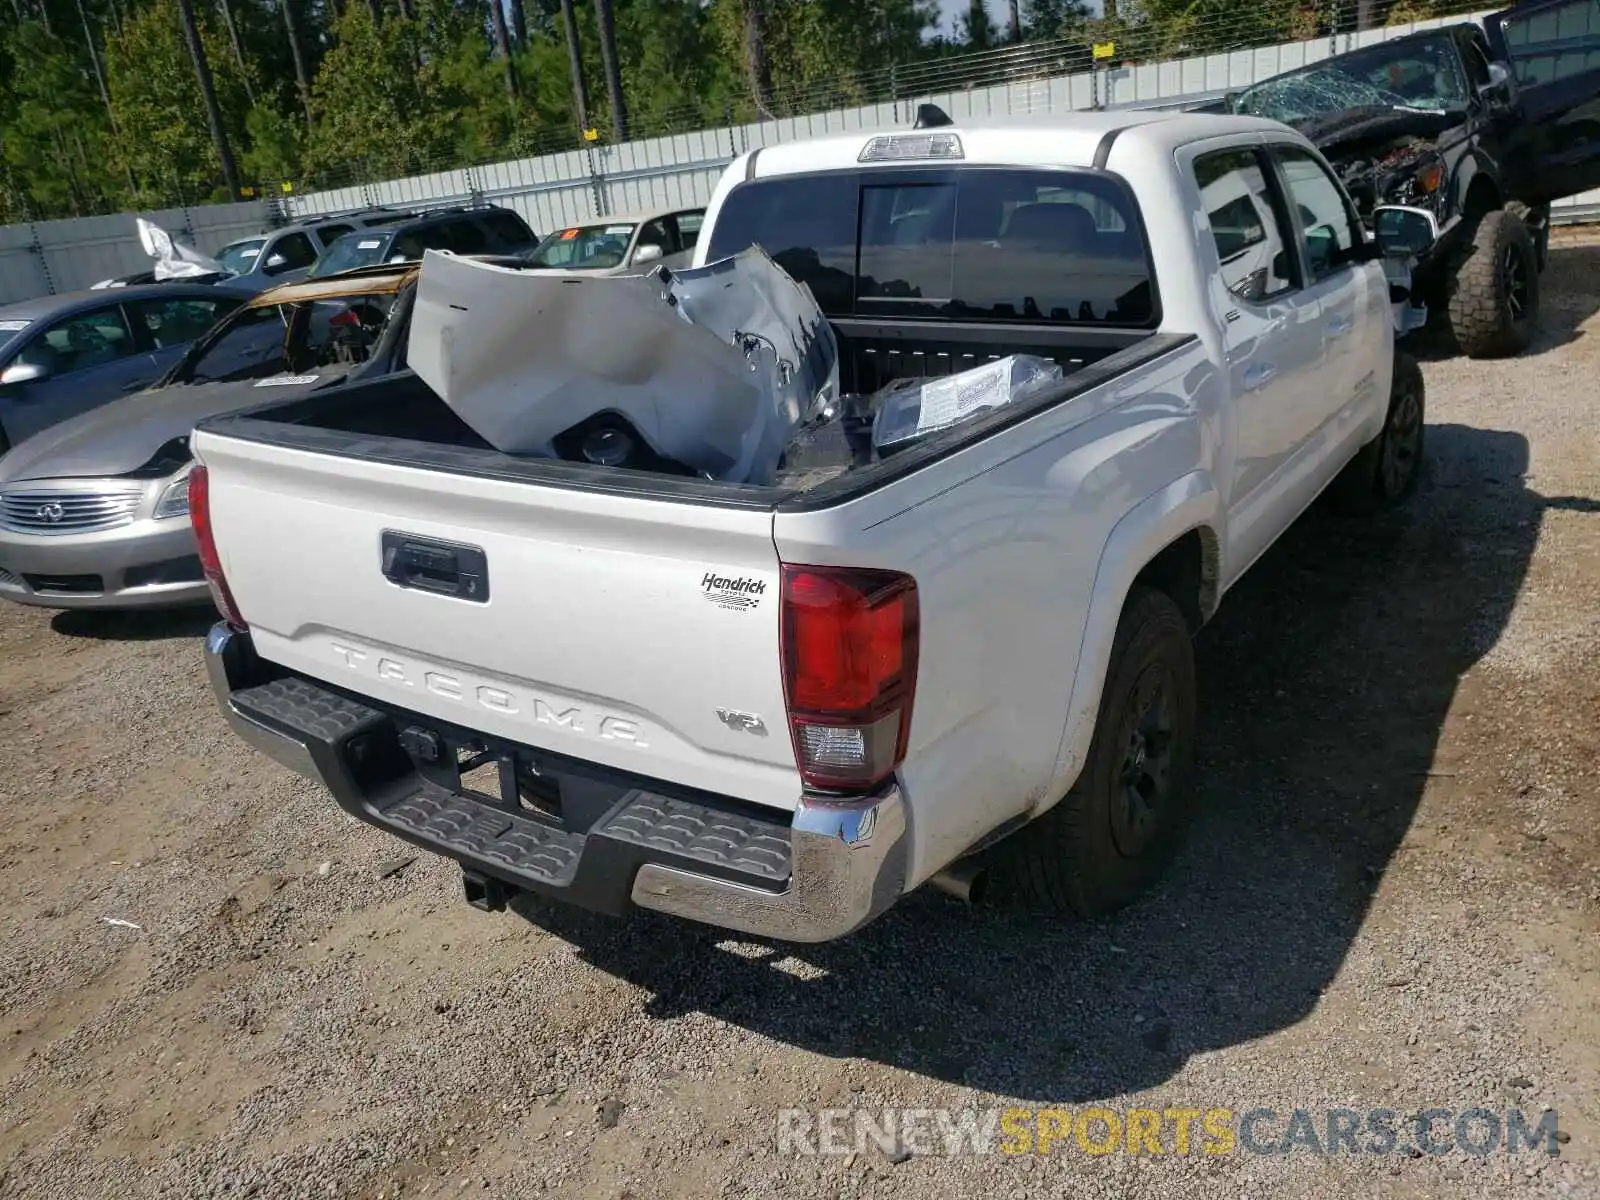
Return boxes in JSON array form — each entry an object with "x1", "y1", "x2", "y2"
[{"x1": 199, "y1": 319, "x2": 1191, "y2": 511}]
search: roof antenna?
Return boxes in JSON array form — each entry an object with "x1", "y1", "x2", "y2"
[{"x1": 913, "y1": 103, "x2": 954, "y2": 130}]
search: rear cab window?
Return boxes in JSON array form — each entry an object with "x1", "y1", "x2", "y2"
[{"x1": 703, "y1": 167, "x2": 1157, "y2": 325}]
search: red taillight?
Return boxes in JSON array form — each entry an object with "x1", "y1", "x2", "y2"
[
  {"x1": 780, "y1": 564, "x2": 919, "y2": 793},
  {"x1": 188, "y1": 465, "x2": 248, "y2": 630}
]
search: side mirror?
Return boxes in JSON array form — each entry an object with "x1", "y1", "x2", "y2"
[
  {"x1": 1373, "y1": 205, "x2": 1440, "y2": 258},
  {"x1": 1481, "y1": 61, "x2": 1512, "y2": 97},
  {"x1": 631, "y1": 243, "x2": 665, "y2": 265},
  {"x1": 0, "y1": 362, "x2": 47, "y2": 386}
]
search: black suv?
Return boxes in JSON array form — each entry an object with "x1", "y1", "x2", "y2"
[{"x1": 308, "y1": 205, "x2": 539, "y2": 278}]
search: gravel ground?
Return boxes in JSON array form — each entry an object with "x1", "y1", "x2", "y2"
[{"x1": 1, "y1": 231, "x2": 1598, "y2": 1200}]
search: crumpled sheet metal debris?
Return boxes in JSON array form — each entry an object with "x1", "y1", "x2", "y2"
[
  {"x1": 136, "y1": 217, "x2": 230, "y2": 282},
  {"x1": 405, "y1": 245, "x2": 839, "y2": 485}
]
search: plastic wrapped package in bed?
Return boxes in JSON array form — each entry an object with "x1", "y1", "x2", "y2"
[{"x1": 868, "y1": 354, "x2": 1064, "y2": 457}]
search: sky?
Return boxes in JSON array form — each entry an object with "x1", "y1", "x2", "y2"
[
  {"x1": 932, "y1": 1, "x2": 1105, "y2": 38},
  {"x1": 936, "y1": 0, "x2": 993, "y2": 37}
]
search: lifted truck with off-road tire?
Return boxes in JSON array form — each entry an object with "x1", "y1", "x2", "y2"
[{"x1": 1217, "y1": 0, "x2": 1600, "y2": 359}]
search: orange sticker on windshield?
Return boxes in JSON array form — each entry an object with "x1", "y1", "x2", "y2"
[{"x1": 559, "y1": 228, "x2": 580, "y2": 240}]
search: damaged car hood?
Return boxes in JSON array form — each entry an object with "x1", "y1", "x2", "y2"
[{"x1": 1296, "y1": 104, "x2": 1459, "y2": 153}]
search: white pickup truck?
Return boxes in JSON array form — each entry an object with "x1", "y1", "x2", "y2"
[{"x1": 192, "y1": 110, "x2": 1433, "y2": 942}]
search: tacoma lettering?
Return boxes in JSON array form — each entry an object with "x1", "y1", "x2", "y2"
[{"x1": 323, "y1": 641, "x2": 644, "y2": 745}]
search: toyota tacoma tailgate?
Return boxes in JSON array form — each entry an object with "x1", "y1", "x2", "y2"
[{"x1": 195, "y1": 431, "x2": 801, "y2": 810}]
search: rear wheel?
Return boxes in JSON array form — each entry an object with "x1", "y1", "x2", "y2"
[
  {"x1": 1446, "y1": 207, "x2": 1539, "y2": 359},
  {"x1": 989, "y1": 586, "x2": 1197, "y2": 917}
]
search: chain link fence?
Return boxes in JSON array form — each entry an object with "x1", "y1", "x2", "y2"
[{"x1": 271, "y1": 0, "x2": 1500, "y2": 198}]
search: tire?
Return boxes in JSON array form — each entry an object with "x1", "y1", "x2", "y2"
[
  {"x1": 989, "y1": 585, "x2": 1197, "y2": 918},
  {"x1": 1445, "y1": 207, "x2": 1539, "y2": 359},
  {"x1": 1504, "y1": 200, "x2": 1551, "y2": 273},
  {"x1": 1330, "y1": 350, "x2": 1426, "y2": 515}
]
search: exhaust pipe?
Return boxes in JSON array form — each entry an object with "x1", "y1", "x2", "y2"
[{"x1": 930, "y1": 859, "x2": 990, "y2": 906}]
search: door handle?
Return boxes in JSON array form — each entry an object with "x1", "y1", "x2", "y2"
[
  {"x1": 1243, "y1": 363, "x2": 1278, "y2": 391},
  {"x1": 1326, "y1": 314, "x2": 1354, "y2": 337}
]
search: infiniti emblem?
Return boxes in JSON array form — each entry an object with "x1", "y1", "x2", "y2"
[{"x1": 35, "y1": 502, "x2": 65, "y2": 524}]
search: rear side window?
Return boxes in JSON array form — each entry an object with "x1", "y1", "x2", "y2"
[
  {"x1": 676, "y1": 210, "x2": 705, "y2": 249},
  {"x1": 482, "y1": 211, "x2": 534, "y2": 247},
  {"x1": 704, "y1": 168, "x2": 1155, "y2": 325},
  {"x1": 444, "y1": 220, "x2": 489, "y2": 255},
  {"x1": 405, "y1": 224, "x2": 462, "y2": 257},
  {"x1": 128, "y1": 296, "x2": 234, "y2": 348},
  {"x1": 9, "y1": 306, "x2": 135, "y2": 376},
  {"x1": 1499, "y1": 0, "x2": 1600, "y2": 83},
  {"x1": 263, "y1": 231, "x2": 318, "y2": 274}
]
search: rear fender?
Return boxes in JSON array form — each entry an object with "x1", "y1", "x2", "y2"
[{"x1": 1040, "y1": 471, "x2": 1223, "y2": 815}]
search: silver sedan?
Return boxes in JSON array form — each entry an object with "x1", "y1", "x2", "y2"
[
  {"x1": 0, "y1": 265, "x2": 420, "y2": 611},
  {"x1": 0, "y1": 467, "x2": 204, "y2": 609}
]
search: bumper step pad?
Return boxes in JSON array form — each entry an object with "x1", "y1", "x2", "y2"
[
  {"x1": 228, "y1": 676, "x2": 792, "y2": 908},
  {"x1": 385, "y1": 779, "x2": 584, "y2": 887}
]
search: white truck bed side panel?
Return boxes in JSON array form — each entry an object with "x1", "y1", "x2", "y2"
[
  {"x1": 772, "y1": 341, "x2": 1218, "y2": 885},
  {"x1": 194, "y1": 433, "x2": 802, "y2": 810}
]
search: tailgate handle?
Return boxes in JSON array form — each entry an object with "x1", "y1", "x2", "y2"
[{"x1": 380, "y1": 531, "x2": 490, "y2": 603}]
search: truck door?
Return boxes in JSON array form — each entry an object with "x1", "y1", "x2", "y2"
[
  {"x1": 1185, "y1": 142, "x2": 1328, "y2": 579},
  {"x1": 1487, "y1": 0, "x2": 1600, "y2": 204}
]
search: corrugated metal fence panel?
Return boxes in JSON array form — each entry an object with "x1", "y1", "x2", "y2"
[
  {"x1": 470, "y1": 157, "x2": 599, "y2": 234},
  {"x1": 187, "y1": 201, "x2": 280, "y2": 253},
  {"x1": 371, "y1": 169, "x2": 476, "y2": 211},
  {"x1": 291, "y1": 185, "x2": 370, "y2": 217},
  {"x1": 2, "y1": 10, "x2": 1593, "y2": 302},
  {"x1": 605, "y1": 165, "x2": 729, "y2": 216},
  {"x1": 0, "y1": 225, "x2": 49, "y2": 306},
  {"x1": 13, "y1": 202, "x2": 272, "y2": 301}
]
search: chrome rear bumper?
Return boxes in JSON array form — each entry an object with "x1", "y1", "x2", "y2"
[{"x1": 204, "y1": 622, "x2": 909, "y2": 942}]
